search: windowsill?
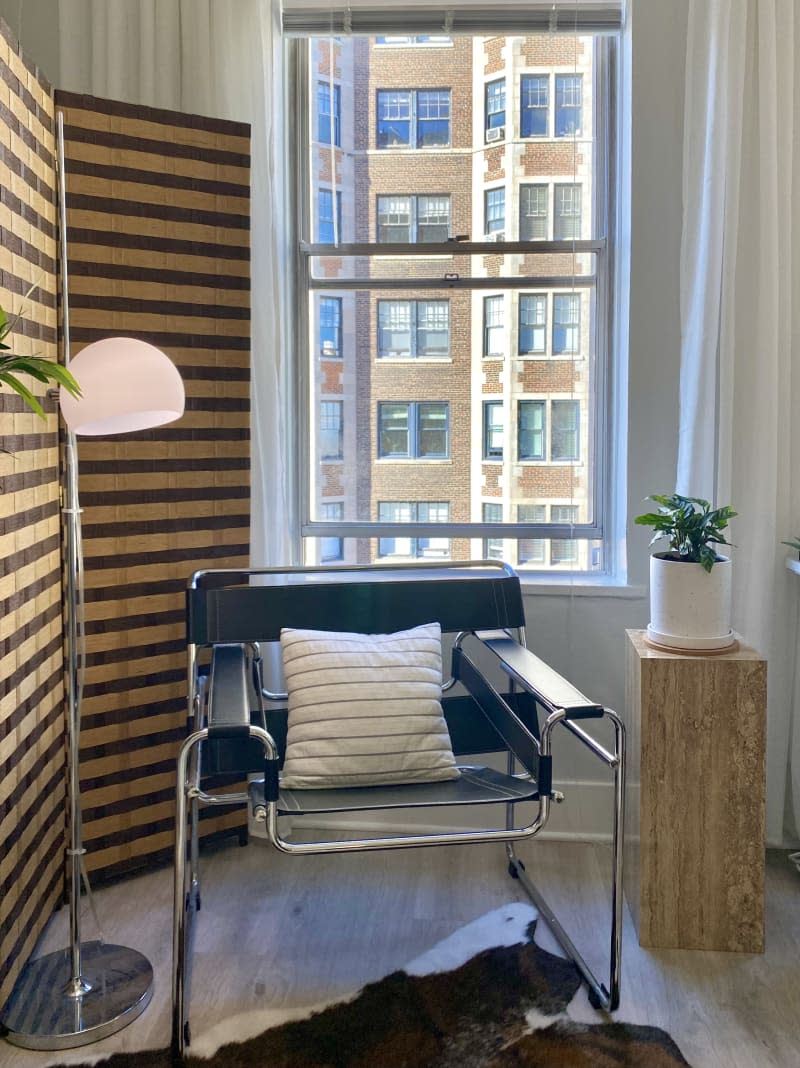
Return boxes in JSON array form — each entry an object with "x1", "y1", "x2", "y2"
[
  {"x1": 518, "y1": 575, "x2": 647, "y2": 597},
  {"x1": 377, "y1": 356, "x2": 453, "y2": 363},
  {"x1": 375, "y1": 458, "x2": 451, "y2": 463}
]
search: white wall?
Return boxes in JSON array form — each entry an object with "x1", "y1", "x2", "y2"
[{"x1": 0, "y1": 0, "x2": 59, "y2": 84}]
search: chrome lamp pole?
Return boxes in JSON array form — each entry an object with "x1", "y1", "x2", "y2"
[{"x1": 1, "y1": 113, "x2": 185, "y2": 1049}]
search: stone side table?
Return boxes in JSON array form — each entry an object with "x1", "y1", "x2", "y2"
[{"x1": 624, "y1": 630, "x2": 766, "y2": 952}]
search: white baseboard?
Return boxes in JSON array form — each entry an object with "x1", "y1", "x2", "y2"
[{"x1": 249, "y1": 779, "x2": 616, "y2": 844}]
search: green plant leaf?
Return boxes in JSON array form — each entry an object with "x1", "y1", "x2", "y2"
[{"x1": 0, "y1": 371, "x2": 45, "y2": 418}]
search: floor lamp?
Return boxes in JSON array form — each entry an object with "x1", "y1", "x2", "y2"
[{"x1": 1, "y1": 115, "x2": 185, "y2": 1050}]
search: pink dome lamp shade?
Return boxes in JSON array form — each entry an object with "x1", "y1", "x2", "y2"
[{"x1": 59, "y1": 337, "x2": 185, "y2": 435}]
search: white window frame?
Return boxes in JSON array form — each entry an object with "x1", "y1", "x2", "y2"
[{"x1": 292, "y1": 19, "x2": 617, "y2": 569}]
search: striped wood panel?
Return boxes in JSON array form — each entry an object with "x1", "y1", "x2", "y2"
[
  {"x1": 54, "y1": 91, "x2": 251, "y2": 881},
  {"x1": 0, "y1": 21, "x2": 65, "y2": 1011}
]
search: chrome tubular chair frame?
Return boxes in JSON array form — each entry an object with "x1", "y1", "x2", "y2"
[{"x1": 171, "y1": 562, "x2": 625, "y2": 1058}]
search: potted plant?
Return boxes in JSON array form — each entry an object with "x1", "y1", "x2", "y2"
[
  {"x1": 1, "y1": 298, "x2": 80, "y2": 417},
  {"x1": 635, "y1": 493, "x2": 737, "y2": 651}
]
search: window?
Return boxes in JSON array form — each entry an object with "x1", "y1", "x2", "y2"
[
  {"x1": 520, "y1": 184, "x2": 548, "y2": 240},
  {"x1": 320, "y1": 502, "x2": 344, "y2": 561},
  {"x1": 318, "y1": 189, "x2": 342, "y2": 243},
  {"x1": 377, "y1": 194, "x2": 450, "y2": 242},
  {"x1": 376, "y1": 35, "x2": 452, "y2": 46},
  {"x1": 319, "y1": 296, "x2": 342, "y2": 357},
  {"x1": 485, "y1": 187, "x2": 505, "y2": 234},
  {"x1": 320, "y1": 400, "x2": 343, "y2": 459},
  {"x1": 554, "y1": 184, "x2": 582, "y2": 240},
  {"x1": 517, "y1": 503, "x2": 546, "y2": 564},
  {"x1": 483, "y1": 401, "x2": 504, "y2": 459},
  {"x1": 298, "y1": 22, "x2": 618, "y2": 573},
  {"x1": 483, "y1": 295, "x2": 505, "y2": 356},
  {"x1": 553, "y1": 293, "x2": 580, "y2": 354},
  {"x1": 518, "y1": 294, "x2": 546, "y2": 355},
  {"x1": 518, "y1": 400, "x2": 545, "y2": 460},
  {"x1": 551, "y1": 504, "x2": 579, "y2": 563},
  {"x1": 378, "y1": 401, "x2": 449, "y2": 458},
  {"x1": 317, "y1": 81, "x2": 341, "y2": 146},
  {"x1": 378, "y1": 501, "x2": 450, "y2": 558},
  {"x1": 551, "y1": 400, "x2": 580, "y2": 460},
  {"x1": 483, "y1": 502, "x2": 504, "y2": 560},
  {"x1": 377, "y1": 89, "x2": 451, "y2": 148},
  {"x1": 555, "y1": 74, "x2": 582, "y2": 136},
  {"x1": 378, "y1": 300, "x2": 449, "y2": 357},
  {"x1": 521, "y1": 75, "x2": 549, "y2": 136},
  {"x1": 485, "y1": 78, "x2": 506, "y2": 133}
]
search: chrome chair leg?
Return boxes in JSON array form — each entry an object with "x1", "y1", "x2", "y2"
[{"x1": 506, "y1": 711, "x2": 625, "y2": 1012}]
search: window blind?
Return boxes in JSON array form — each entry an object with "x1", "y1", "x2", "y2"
[{"x1": 282, "y1": 1, "x2": 624, "y2": 37}]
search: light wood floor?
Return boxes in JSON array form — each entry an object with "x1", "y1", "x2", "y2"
[{"x1": 1, "y1": 840, "x2": 798, "y2": 1068}]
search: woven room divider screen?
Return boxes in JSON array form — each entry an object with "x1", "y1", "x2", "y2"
[
  {"x1": 0, "y1": 20, "x2": 64, "y2": 1013},
  {"x1": 1, "y1": 38, "x2": 253, "y2": 1006},
  {"x1": 54, "y1": 90, "x2": 252, "y2": 881}
]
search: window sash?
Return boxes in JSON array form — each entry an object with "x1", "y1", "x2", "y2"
[
  {"x1": 483, "y1": 401, "x2": 504, "y2": 459},
  {"x1": 319, "y1": 296, "x2": 343, "y2": 356},
  {"x1": 553, "y1": 293, "x2": 581, "y2": 354},
  {"x1": 518, "y1": 399, "x2": 546, "y2": 460},
  {"x1": 520, "y1": 184, "x2": 548, "y2": 240},
  {"x1": 551, "y1": 399, "x2": 580, "y2": 460},
  {"x1": 317, "y1": 82, "x2": 341, "y2": 146},
  {"x1": 520, "y1": 75, "x2": 549, "y2": 136},
  {"x1": 518, "y1": 294, "x2": 547, "y2": 354},
  {"x1": 486, "y1": 78, "x2": 506, "y2": 129},
  {"x1": 485, "y1": 187, "x2": 505, "y2": 233},
  {"x1": 320, "y1": 400, "x2": 343, "y2": 459}
]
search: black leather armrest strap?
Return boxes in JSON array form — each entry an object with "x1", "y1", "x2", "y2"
[
  {"x1": 475, "y1": 631, "x2": 604, "y2": 718},
  {"x1": 207, "y1": 643, "x2": 251, "y2": 739}
]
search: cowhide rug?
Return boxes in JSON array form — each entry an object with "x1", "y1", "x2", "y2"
[{"x1": 54, "y1": 904, "x2": 692, "y2": 1068}]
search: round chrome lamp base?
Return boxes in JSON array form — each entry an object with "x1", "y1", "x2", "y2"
[{"x1": 1, "y1": 941, "x2": 153, "y2": 1050}]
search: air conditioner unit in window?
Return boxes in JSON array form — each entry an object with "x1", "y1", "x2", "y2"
[
  {"x1": 321, "y1": 341, "x2": 337, "y2": 356},
  {"x1": 485, "y1": 125, "x2": 505, "y2": 143},
  {"x1": 485, "y1": 231, "x2": 506, "y2": 242}
]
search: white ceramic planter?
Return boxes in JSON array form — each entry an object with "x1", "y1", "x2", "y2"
[{"x1": 647, "y1": 553, "x2": 735, "y2": 651}]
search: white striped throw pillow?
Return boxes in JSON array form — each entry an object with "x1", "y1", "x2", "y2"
[{"x1": 279, "y1": 622, "x2": 460, "y2": 789}]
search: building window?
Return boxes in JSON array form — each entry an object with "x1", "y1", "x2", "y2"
[
  {"x1": 320, "y1": 501, "x2": 344, "y2": 561},
  {"x1": 517, "y1": 503, "x2": 547, "y2": 564},
  {"x1": 483, "y1": 502, "x2": 504, "y2": 560},
  {"x1": 485, "y1": 187, "x2": 505, "y2": 235},
  {"x1": 518, "y1": 294, "x2": 546, "y2": 355},
  {"x1": 377, "y1": 89, "x2": 451, "y2": 148},
  {"x1": 554, "y1": 184, "x2": 582, "y2": 240},
  {"x1": 553, "y1": 293, "x2": 580, "y2": 354},
  {"x1": 518, "y1": 400, "x2": 545, "y2": 460},
  {"x1": 376, "y1": 35, "x2": 452, "y2": 46},
  {"x1": 551, "y1": 400, "x2": 580, "y2": 460},
  {"x1": 378, "y1": 300, "x2": 450, "y2": 357},
  {"x1": 485, "y1": 78, "x2": 506, "y2": 134},
  {"x1": 520, "y1": 184, "x2": 548, "y2": 241},
  {"x1": 555, "y1": 74, "x2": 582, "y2": 136},
  {"x1": 378, "y1": 401, "x2": 449, "y2": 458},
  {"x1": 551, "y1": 504, "x2": 579, "y2": 563},
  {"x1": 320, "y1": 400, "x2": 343, "y2": 459},
  {"x1": 520, "y1": 74, "x2": 549, "y2": 137},
  {"x1": 483, "y1": 401, "x2": 504, "y2": 459},
  {"x1": 318, "y1": 189, "x2": 342, "y2": 243},
  {"x1": 319, "y1": 296, "x2": 342, "y2": 357},
  {"x1": 378, "y1": 501, "x2": 450, "y2": 558},
  {"x1": 377, "y1": 194, "x2": 450, "y2": 242},
  {"x1": 483, "y1": 295, "x2": 505, "y2": 356},
  {"x1": 317, "y1": 81, "x2": 341, "y2": 146}
]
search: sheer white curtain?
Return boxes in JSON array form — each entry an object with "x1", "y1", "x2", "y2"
[
  {"x1": 679, "y1": 0, "x2": 800, "y2": 845},
  {"x1": 58, "y1": 0, "x2": 292, "y2": 567}
]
